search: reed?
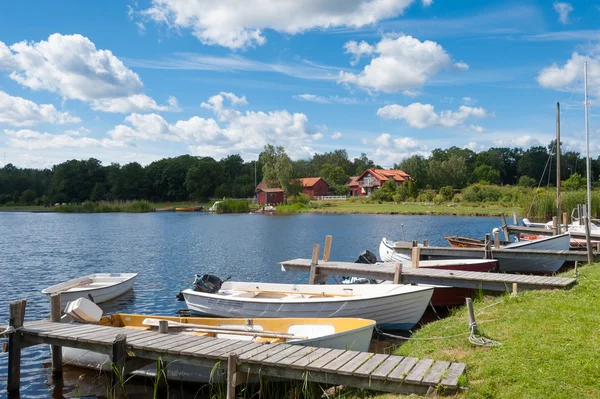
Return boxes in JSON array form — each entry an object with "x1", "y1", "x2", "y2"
[
  {"x1": 214, "y1": 199, "x2": 250, "y2": 214},
  {"x1": 53, "y1": 200, "x2": 155, "y2": 213},
  {"x1": 520, "y1": 189, "x2": 600, "y2": 219}
]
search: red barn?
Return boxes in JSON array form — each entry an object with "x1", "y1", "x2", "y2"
[
  {"x1": 297, "y1": 177, "x2": 329, "y2": 197},
  {"x1": 348, "y1": 169, "x2": 411, "y2": 197},
  {"x1": 256, "y1": 187, "x2": 285, "y2": 205}
]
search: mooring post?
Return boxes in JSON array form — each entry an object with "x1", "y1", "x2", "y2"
[
  {"x1": 7, "y1": 299, "x2": 25, "y2": 396},
  {"x1": 484, "y1": 234, "x2": 491, "y2": 259},
  {"x1": 466, "y1": 298, "x2": 477, "y2": 333},
  {"x1": 423, "y1": 239, "x2": 429, "y2": 247},
  {"x1": 50, "y1": 293, "x2": 63, "y2": 376},
  {"x1": 584, "y1": 216, "x2": 593, "y2": 264},
  {"x1": 111, "y1": 334, "x2": 127, "y2": 399},
  {"x1": 493, "y1": 230, "x2": 500, "y2": 249},
  {"x1": 563, "y1": 212, "x2": 568, "y2": 228},
  {"x1": 412, "y1": 240, "x2": 418, "y2": 248},
  {"x1": 393, "y1": 263, "x2": 402, "y2": 284},
  {"x1": 512, "y1": 211, "x2": 518, "y2": 225},
  {"x1": 574, "y1": 261, "x2": 579, "y2": 277},
  {"x1": 552, "y1": 216, "x2": 558, "y2": 236},
  {"x1": 309, "y1": 244, "x2": 320, "y2": 284},
  {"x1": 501, "y1": 214, "x2": 510, "y2": 241},
  {"x1": 323, "y1": 235, "x2": 332, "y2": 262},
  {"x1": 411, "y1": 247, "x2": 420, "y2": 268},
  {"x1": 158, "y1": 320, "x2": 169, "y2": 334},
  {"x1": 226, "y1": 353, "x2": 239, "y2": 399},
  {"x1": 512, "y1": 283, "x2": 518, "y2": 297}
]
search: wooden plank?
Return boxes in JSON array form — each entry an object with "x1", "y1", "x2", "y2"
[
  {"x1": 405, "y1": 359, "x2": 434, "y2": 385},
  {"x1": 289, "y1": 347, "x2": 332, "y2": 369},
  {"x1": 276, "y1": 345, "x2": 319, "y2": 366},
  {"x1": 236, "y1": 343, "x2": 275, "y2": 360},
  {"x1": 387, "y1": 357, "x2": 418, "y2": 382},
  {"x1": 190, "y1": 339, "x2": 239, "y2": 357},
  {"x1": 422, "y1": 360, "x2": 451, "y2": 386},
  {"x1": 337, "y1": 352, "x2": 373, "y2": 375},
  {"x1": 259, "y1": 345, "x2": 306, "y2": 366},
  {"x1": 131, "y1": 334, "x2": 177, "y2": 350},
  {"x1": 440, "y1": 362, "x2": 466, "y2": 389},
  {"x1": 231, "y1": 342, "x2": 266, "y2": 356},
  {"x1": 245, "y1": 343, "x2": 291, "y2": 362},
  {"x1": 178, "y1": 338, "x2": 220, "y2": 355},
  {"x1": 353, "y1": 353, "x2": 390, "y2": 377},
  {"x1": 302, "y1": 348, "x2": 344, "y2": 370},
  {"x1": 151, "y1": 335, "x2": 201, "y2": 351},
  {"x1": 370, "y1": 356, "x2": 404, "y2": 380},
  {"x1": 318, "y1": 350, "x2": 361, "y2": 372},
  {"x1": 211, "y1": 340, "x2": 257, "y2": 357},
  {"x1": 166, "y1": 337, "x2": 214, "y2": 354}
]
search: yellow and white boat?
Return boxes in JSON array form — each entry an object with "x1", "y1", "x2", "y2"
[{"x1": 63, "y1": 313, "x2": 375, "y2": 383}]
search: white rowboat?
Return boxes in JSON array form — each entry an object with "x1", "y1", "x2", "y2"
[
  {"x1": 183, "y1": 281, "x2": 434, "y2": 330},
  {"x1": 41, "y1": 273, "x2": 137, "y2": 307}
]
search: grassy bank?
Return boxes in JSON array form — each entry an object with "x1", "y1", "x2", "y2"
[
  {"x1": 365, "y1": 265, "x2": 599, "y2": 399},
  {"x1": 305, "y1": 201, "x2": 516, "y2": 216}
]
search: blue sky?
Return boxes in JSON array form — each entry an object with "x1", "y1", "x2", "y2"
[{"x1": 0, "y1": 0, "x2": 599, "y2": 169}]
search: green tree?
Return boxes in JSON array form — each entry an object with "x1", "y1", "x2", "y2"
[
  {"x1": 185, "y1": 157, "x2": 221, "y2": 200},
  {"x1": 518, "y1": 175, "x2": 537, "y2": 187},
  {"x1": 396, "y1": 155, "x2": 428, "y2": 189},
  {"x1": 470, "y1": 165, "x2": 501, "y2": 185},
  {"x1": 562, "y1": 173, "x2": 586, "y2": 191}
]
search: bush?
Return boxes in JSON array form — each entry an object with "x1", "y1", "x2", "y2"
[
  {"x1": 287, "y1": 193, "x2": 311, "y2": 204},
  {"x1": 439, "y1": 186, "x2": 454, "y2": 201},
  {"x1": 276, "y1": 203, "x2": 309, "y2": 213},
  {"x1": 215, "y1": 199, "x2": 250, "y2": 214},
  {"x1": 462, "y1": 184, "x2": 502, "y2": 203},
  {"x1": 518, "y1": 176, "x2": 537, "y2": 187},
  {"x1": 562, "y1": 173, "x2": 586, "y2": 191},
  {"x1": 371, "y1": 187, "x2": 394, "y2": 202}
]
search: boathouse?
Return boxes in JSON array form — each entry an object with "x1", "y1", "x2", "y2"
[
  {"x1": 347, "y1": 169, "x2": 411, "y2": 197},
  {"x1": 297, "y1": 177, "x2": 329, "y2": 197},
  {"x1": 255, "y1": 181, "x2": 285, "y2": 205}
]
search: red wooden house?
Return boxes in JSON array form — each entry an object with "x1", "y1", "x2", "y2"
[
  {"x1": 346, "y1": 169, "x2": 411, "y2": 197},
  {"x1": 255, "y1": 181, "x2": 285, "y2": 205},
  {"x1": 297, "y1": 177, "x2": 329, "y2": 197}
]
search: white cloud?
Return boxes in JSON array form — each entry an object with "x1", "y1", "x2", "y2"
[
  {"x1": 537, "y1": 47, "x2": 600, "y2": 98},
  {"x1": 493, "y1": 135, "x2": 541, "y2": 148},
  {"x1": 468, "y1": 124, "x2": 486, "y2": 133},
  {"x1": 331, "y1": 131, "x2": 343, "y2": 139},
  {"x1": 553, "y1": 2, "x2": 573, "y2": 24},
  {"x1": 0, "y1": 90, "x2": 80, "y2": 126},
  {"x1": 462, "y1": 96, "x2": 476, "y2": 105},
  {"x1": 402, "y1": 90, "x2": 420, "y2": 97},
  {"x1": 4, "y1": 129, "x2": 124, "y2": 150},
  {"x1": 422, "y1": 0, "x2": 433, "y2": 6},
  {"x1": 109, "y1": 92, "x2": 323, "y2": 159},
  {"x1": 91, "y1": 95, "x2": 179, "y2": 113},
  {"x1": 0, "y1": 34, "x2": 175, "y2": 113},
  {"x1": 338, "y1": 35, "x2": 468, "y2": 93},
  {"x1": 293, "y1": 93, "x2": 358, "y2": 104},
  {"x1": 377, "y1": 102, "x2": 490, "y2": 128},
  {"x1": 141, "y1": 0, "x2": 415, "y2": 49},
  {"x1": 366, "y1": 132, "x2": 429, "y2": 166}
]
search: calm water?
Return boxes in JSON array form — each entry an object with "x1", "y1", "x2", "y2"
[{"x1": 0, "y1": 212, "x2": 500, "y2": 398}]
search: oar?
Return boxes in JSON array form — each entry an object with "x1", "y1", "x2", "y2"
[
  {"x1": 238, "y1": 289, "x2": 355, "y2": 297},
  {"x1": 49, "y1": 278, "x2": 93, "y2": 294},
  {"x1": 141, "y1": 318, "x2": 306, "y2": 340}
]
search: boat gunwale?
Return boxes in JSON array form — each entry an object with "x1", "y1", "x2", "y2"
[{"x1": 41, "y1": 273, "x2": 138, "y2": 295}]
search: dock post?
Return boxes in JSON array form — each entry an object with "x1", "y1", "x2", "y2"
[
  {"x1": 584, "y1": 216, "x2": 593, "y2": 264},
  {"x1": 552, "y1": 216, "x2": 558, "y2": 235},
  {"x1": 501, "y1": 214, "x2": 510, "y2": 241},
  {"x1": 323, "y1": 235, "x2": 332, "y2": 262},
  {"x1": 484, "y1": 234, "x2": 491, "y2": 259},
  {"x1": 226, "y1": 353, "x2": 239, "y2": 399},
  {"x1": 111, "y1": 334, "x2": 127, "y2": 399},
  {"x1": 393, "y1": 263, "x2": 402, "y2": 284},
  {"x1": 50, "y1": 294, "x2": 63, "y2": 376},
  {"x1": 512, "y1": 211, "x2": 518, "y2": 225},
  {"x1": 7, "y1": 299, "x2": 25, "y2": 396},
  {"x1": 158, "y1": 320, "x2": 169, "y2": 334},
  {"x1": 411, "y1": 247, "x2": 420, "y2": 268},
  {"x1": 512, "y1": 283, "x2": 518, "y2": 297},
  {"x1": 423, "y1": 239, "x2": 429, "y2": 247},
  {"x1": 309, "y1": 244, "x2": 320, "y2": 284},
  {"x1": 412, "y1": 240, "x2": 418, "y2": 247},
  {"x1": 466, "y1": 298, "x2": 477, "y2": 333},
  {"x1": 563, "y1": 212, "x2": 568, "y2": 228},
  {"x1": 493, "y1": 231, "x2": 500, "y2": 249}
]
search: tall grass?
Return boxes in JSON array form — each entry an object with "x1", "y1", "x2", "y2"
[
  {"x1": 214, "y1": 199, "x2": 250, "y2": 214},
  {"x1": 521, "y1": 188, "x2": 600, "y2": 219},
  {"x1": 53, "y1": 200, "x2": 154, "y2": 213}
]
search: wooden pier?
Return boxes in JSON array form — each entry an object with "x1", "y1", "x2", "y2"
[
  {"x1": 280, "y1": 259, "x2": 577, "y2": 292},
  {"x1": 3, "y1": 299, "x2": 466, "y2": 397}
]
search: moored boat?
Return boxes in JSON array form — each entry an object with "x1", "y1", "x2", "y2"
[
  {"x1": 41, "y1": 273, "x2": 137, "y2": 307},
  {"x1": 444, "y1": 235, "x2": 511, "y2": 248},
  {"x1": 62, "y1": 313, "x2": 376, "y2": 383},
  {"x1": 183, "y1": 281, "x2": 433, "y2": 330},
  {"x1": 175, "y1": 207, "x2": 196, "y2": 212}
]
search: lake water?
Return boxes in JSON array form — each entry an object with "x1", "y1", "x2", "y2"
[{"x1": 0, "y1": 212, "x2": 501, "y2": 398}]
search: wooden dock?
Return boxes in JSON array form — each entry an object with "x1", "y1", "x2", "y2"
[
  {"x1": 280, "y1": 258, "x2": 577, "y2": 292},
  {"x1": 4, "y1": 300, "x2": 466, "y2": 397}
]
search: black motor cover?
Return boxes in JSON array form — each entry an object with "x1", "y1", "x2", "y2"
[
  {"x1": 194, "y1": 274, "x2": 224, "y2": 293},
  {"x1": 355, "y1": 250, "x2": 377, "y2": 264}
]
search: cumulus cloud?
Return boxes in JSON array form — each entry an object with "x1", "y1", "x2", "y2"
[
  {"x1": 366, "y1": 132, "x2": 429, "y2": 166},
  {"x1": 0, "y1": 33, "x2": 176, "y2": 113},
  {"x1": 338, "y1": 35, "x2": 468, "y2": 93},
  {"x1": 4, "y1": 129, "x2": 124, "y2": 150},
  {"x1": 108, "y1": 92, "x2": 324, "y2": 159},
  {"x1": 293, "y1": 93, "x2": 358, "y2": 104},
  {"x1": 331, "y1": 132, "x2": 343, "y2": 139},
  {"x1": 377, "y1": 102, "x2": 489, "y2": 128},
  {"x1": 0, "y1": 90, "x2": 80, "y2": 126},
  {"x1": 553, "y1": 2, "x2": 573, "y2": 24},
  {"x1": 422, "y1": 0, "x2": 433, "y2": 6},
  {"x1": 537, "y1": 47, "x2": 600, "y2": 98},
  {"x1": 141, "y1": 0, "x2": 415, "y2": 49}
]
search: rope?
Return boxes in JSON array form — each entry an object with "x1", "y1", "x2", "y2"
[
  {"x1": 0, "y1": 326, "x2": 16, "y2": 338},
  {"x1": 375, "y1": 327, "x2": 470, "y2": 341},
  {"x1": 468, "y1": 323, "x2": 501, "y2": 347},
  {"x1": 527, "y1": 141, "x2": 556, "y2": 219}
]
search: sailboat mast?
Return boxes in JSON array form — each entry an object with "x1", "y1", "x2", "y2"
[
  {"x1": 556, "y1": 102, "x2": 561, "y2": 233},
  {"x1": 584, "y1": 62, "x2": 591, "y2": 221}
]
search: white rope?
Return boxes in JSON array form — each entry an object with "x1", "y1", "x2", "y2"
[
  {"x1": 0, "y1": 326, "x2": 16, "y2": 338},
  {"x1": 468, "y1": 323, "x2": 501, "y2": 347},
  {"x1": 375, "y1": 327, "x2": 470, "y2": 341}
]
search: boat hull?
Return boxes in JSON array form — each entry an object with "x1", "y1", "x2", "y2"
[
  {"x1": 42, "y1": 273, "x2": 137, "y2": 307},
  {"x1": 183, "y1": 282, "x2": 433, "y2": 330},
  {"x1": 500, "y1": 233, "x2": 571, "y2": 273}
]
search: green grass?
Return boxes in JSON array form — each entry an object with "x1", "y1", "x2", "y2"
[
  {"x1": 306, "y1": 201, "x2": 516, "y2": 216},
  {"x1": 214, "y1": 199, "x2": 250, "y2": 214},
  {"x1": 356, "y1": 264, "x2": 600, "y2": 399},
  {"x1": 53, "y1": 200, "x2": 155, "y2": 213}
]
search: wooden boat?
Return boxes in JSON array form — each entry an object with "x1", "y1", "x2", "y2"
[
  {"x1": 154, "y1": 206, "x2": 174, "y2": 212},
  {"x1": 62, "y1": 313, "x2": 376, "y2": 383},
  {"x1": 175, "y1": 207, "x2": 196, "y2": 212},
  {"x1": 444, "y1": 235, "x2": 511, "y2": 248},
  {"x1": 41, "y1": 273, "x2": 137, "y2": 307},
  {"x1": 183, "y1": 282, "x2": 434, "y2": 330}
]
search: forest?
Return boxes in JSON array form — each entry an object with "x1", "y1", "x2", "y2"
[{"x1": 0, "y1": 141, "x2": 598, "y2": 206}]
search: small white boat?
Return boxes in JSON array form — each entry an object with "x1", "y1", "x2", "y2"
[
  {"x1": 41, "y1": 273, "x2": 137, "y2": 306},
  {"x1": 63, "y1": 313, "x2": 376, "y2": 383},
  {"x1": 183, "y1": 281, "x2": 433, "y2": 330}
]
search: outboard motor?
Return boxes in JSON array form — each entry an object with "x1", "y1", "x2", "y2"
[
  {"x1": 342, "y1": 250, "x2": 379, "y2": 284},
  {"x1": 194, "y1": 274, "x2": 231, "y2": 293},
  {"x1": 355, "y1": 250, "x2": 377, "y2": 264}
]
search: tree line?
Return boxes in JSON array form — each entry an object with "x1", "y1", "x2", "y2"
[{"x1": 1, "y1": 141, "x2": 598, "y2": 206}]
